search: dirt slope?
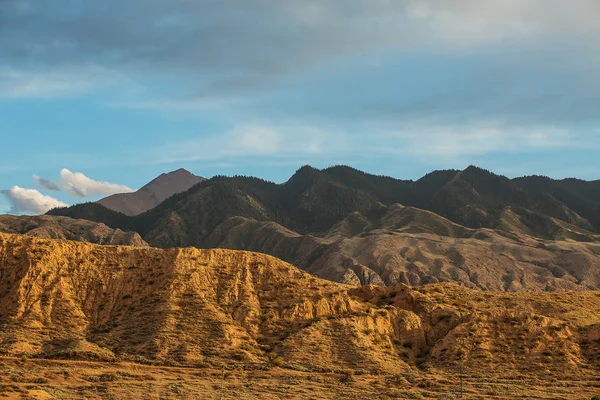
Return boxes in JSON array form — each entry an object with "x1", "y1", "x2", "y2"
[
  {"x1": 0, "y1": 215, "x2": 147, "y2": 247},
  {"x1": 0, "y1": 232, "x2": 598, "y2": 385}
]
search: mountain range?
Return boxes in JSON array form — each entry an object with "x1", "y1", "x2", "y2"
[{"x1": 40, "y1": 165, "x2": 600, "y2": 291}]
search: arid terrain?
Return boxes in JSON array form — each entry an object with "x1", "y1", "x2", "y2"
[
  {"x1": 0, "y1": 232, "x2": 598, "y2": 399},
  {"x1": 1, "y1": 357, "x2": 599, "y2": 399},
  {"x1": 0, "y1": 215, "x2": 147, "y2": 247}
]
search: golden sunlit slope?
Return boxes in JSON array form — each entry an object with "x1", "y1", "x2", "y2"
[
  {"x1": 0, "y1": 232, "x2": 599, "y2": 383},
  {"x1": 0, "y1": 215, "x2": 148, "y2": 247}
]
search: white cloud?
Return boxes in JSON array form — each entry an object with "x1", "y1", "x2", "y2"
[
  {"x1": 32, "y1": 169, "x2": 134, "y2": 199},
  {"x1": 0, "y1": 186, "x2": 68, "y2": 214},
  {"x1": 58, "y1": 169, "x2": 134, "y2": 198}
]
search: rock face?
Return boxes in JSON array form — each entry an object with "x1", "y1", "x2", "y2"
[
  {"x1": 0, "y1": 215, "x2": 148, "y2": 247},
  {"x1": 97, "y1": 168, "x2": 204, "y2": 216},
  {"x1": 0, "y1": 232, "x2": 599, "y2": 376}
]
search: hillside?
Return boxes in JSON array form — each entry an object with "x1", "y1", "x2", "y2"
[
  {"x1": 0, "y1": 232, "x2": 599, "y2": 399},
  {"x1": 97, "y1": 168, "x2": 205, "y2": 216},
  {"x1": 201, "y1": 208, "x2": 600, "y2": 289},
  {"x1": 0, "y1": 215, "x2": 147, "y2": 247}
]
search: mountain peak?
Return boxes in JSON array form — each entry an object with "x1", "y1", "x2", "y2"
[
  {"x1": 462, "y1": 165, "x2": 490, "y2": 174},
  {"x1": 155, "y1": 168, "x2": 194, "y2": 179},
  {"x1": 284, "y1": 165, "x2": 321, "y2": 185},
  {"x1": 97, "y1": 169, "x2": 205, "y2": 216}
]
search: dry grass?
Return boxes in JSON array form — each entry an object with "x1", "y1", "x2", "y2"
[{"x1": 0, "y1": 357, "x2": 598, "y2": 399}]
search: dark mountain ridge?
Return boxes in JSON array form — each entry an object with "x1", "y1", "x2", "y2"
[
  {"x1": 49, "y1": 164, "x2": 600, "y2": 238},
  {"x1": 39, "y1": 165, "x2": 600, "y2": 289}
]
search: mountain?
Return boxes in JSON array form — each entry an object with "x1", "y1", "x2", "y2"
[
  {"x1": 200, "y1": 206, "x2": 600, "y2": 290},
  {"x1": 97, "y1": 168, "x2": 205, "y2": 216},
  {"x1": 47, "y1": 165, "x2": 600, "y2": 290},
  {"x1": 0, "y1": 214, "x2": 148, "y2": 246},
  {"x1": 513, "y1": 175, "x2": 600, "y2": 233},
  {"x1": 0, "y1": 232, "x2": 598, "y2": 399},
  {"x1": 425, "y1": 166, "x2": 596, "y2": 232}
]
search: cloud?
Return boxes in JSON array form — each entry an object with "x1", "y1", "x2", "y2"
[
  {"x1": 32, "y1": 169, "x2": 134, "y2": 198},
  {"x1": 0, "y1": 67, "x2": 123, "y2": 99},
  {"x1": 33, "y1": 175, "x2": 61, "y2": 191},
  {"x1": 383, "y1": 121, "x2": 590, "y2": 161},
  {"x1": 404, "y1": 0, "x2": 600, "y2": 47},
  {"x1": 0, "y1": 186, "x2": 68, "y2": 214},
  {"x1": 1, "y1": 0, "x2": 599, "y2": 182},
  {"x1": 2, "y1": 1, "x2": 599, "y2": 100},
  {"x1": 59, "y1": 169, "x2": 134, "y2": 198},
  {"x1": 147, "y1": 124, "x2": 339, "y2": 165}
]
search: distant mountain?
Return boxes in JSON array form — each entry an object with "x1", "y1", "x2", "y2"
[
  {"x1": 47, "y1": 165, "x2": 600, "y2": 289},
  {"x1": 513, "y1": 175, "x2": 600, "y2": 233},
  {"x1": 425, "y1": 166, "x2": 596, "y2": 231},
  {"x1": 97, "y1": 168, "x2": 205, "y2": 216}
]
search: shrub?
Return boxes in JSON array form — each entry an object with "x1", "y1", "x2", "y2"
[
  {"x1": 271, "y1": 356, "x2": 285, "y2": 367},
  {"x1": 340, "y1": 369, "x2": 354, "y2": 383}
]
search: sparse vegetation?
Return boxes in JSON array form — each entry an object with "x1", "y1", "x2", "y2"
[{"x1": 0, "y1": 231, "x2": 599, "y2": 399}]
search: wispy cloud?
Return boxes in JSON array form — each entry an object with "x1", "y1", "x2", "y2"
[
  {"x1": 33, "y1": 175, "x2": 61, "y2": 191},
  {"x1": 147, "y1": 124, "x2": 339, "y2": 165},
  {"x1": 0, "y1": 67, "x2": 122, "y2": 100},
  {"x1": 33, "y1": 169, "x2": 134, "y2": 198},
  {"x1": 0, "y1": 186, "x2": 68, "y2": 214},
  {"x1": 405, "y1": 0, "x2": 600, "y2": 47},
  {"x1": 385, "y1": 121, "x2": 587, "y2": 161}
]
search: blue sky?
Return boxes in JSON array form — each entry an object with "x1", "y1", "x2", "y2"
[{"x1": 1, "y1": 0, "x2": 600, "y2": 214}]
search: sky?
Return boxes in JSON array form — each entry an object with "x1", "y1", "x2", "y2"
[{"x1": 1, "y1": 0, "x2": 600, "y2": 214}]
